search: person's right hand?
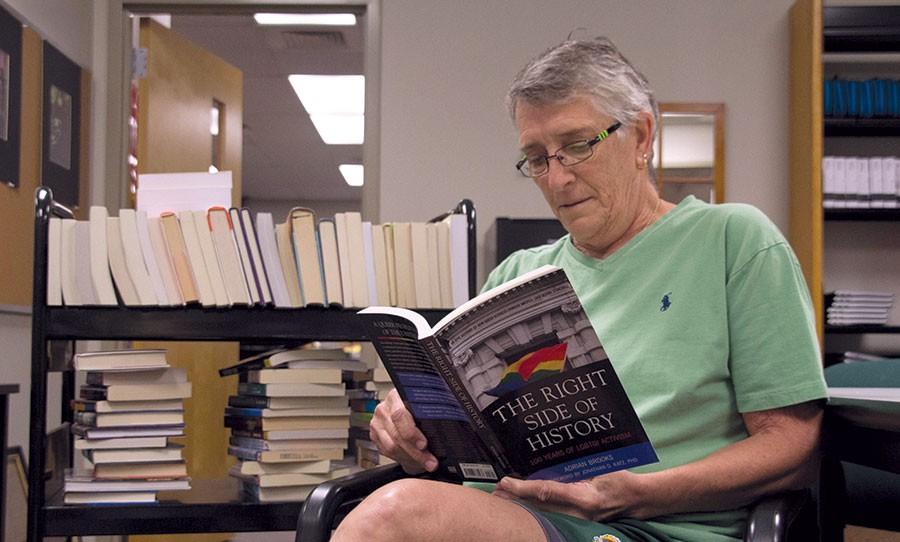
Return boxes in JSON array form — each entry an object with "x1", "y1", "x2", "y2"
[{"x1": 369, "y1": 389, "x2": 438, "y2": 474}]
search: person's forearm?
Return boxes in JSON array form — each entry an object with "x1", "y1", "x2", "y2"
[{"x1": 629, "y1": 409, "x2": 822, "y2": 518}]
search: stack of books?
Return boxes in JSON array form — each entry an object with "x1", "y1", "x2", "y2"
[
  {"x1": 221, "y1": 347, "x2": 361, "y2": 502},
  {"x1": 826, "y1": 290, "x2": 895, "y2": 326},
  {"x1": 65, "y1": 349, "x2": 192, "y2": 505},
  {"x1": 347, "y1": 345, "x2": 396, "y2": 469}
]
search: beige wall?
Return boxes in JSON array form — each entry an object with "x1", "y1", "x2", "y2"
[
  {"x1": 379, "y1": 0, "x2": 796, "y2": 283},
  {"x1": 1, "y1": 0, "x2": 92, "y2": 69}
]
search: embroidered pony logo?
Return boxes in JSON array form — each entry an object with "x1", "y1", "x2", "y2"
[{"x1": 660, "y1": 292, "x2": 673, "y2": 312}]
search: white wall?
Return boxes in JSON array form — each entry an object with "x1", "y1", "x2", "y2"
[
  {"x1": 379, "y1": 0, "x2": 795, "y2": 283},
  {"x1": 1, "y1": 0, "x2": 92, "y2": 69}
]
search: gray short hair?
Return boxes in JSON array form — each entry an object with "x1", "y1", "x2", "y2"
[{"x1": 506, "y1": 37, "x2": 659, "y2": 147}]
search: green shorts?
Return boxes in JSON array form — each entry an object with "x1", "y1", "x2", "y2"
[{"x1": 466, "y1": 482, "x2": 673, "y2": 542}]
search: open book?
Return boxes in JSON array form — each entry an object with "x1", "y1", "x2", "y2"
[{"x1": 359, "y1": 265, "x2": 657, "y2": 483}]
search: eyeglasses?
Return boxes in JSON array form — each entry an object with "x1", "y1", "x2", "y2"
[{"x1": 515, "y1": 122, "x2": 622, "y2": 178}]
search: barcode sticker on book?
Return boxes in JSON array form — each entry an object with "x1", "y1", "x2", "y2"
[{"x1": 459, "y1": 463, "x2": 498, "y2": 480}]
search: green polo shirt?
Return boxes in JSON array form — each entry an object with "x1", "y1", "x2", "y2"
[{"x1": 481, "y1": 196, "x2": 827, "y2": 541}]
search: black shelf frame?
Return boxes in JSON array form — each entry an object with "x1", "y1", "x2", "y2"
[
  {"x1": 824, "y1": 118, "x2": 900, "y2": 137},
  {"x1": 824, "y1": 208, "x2": 900, "y2": 221},
  {"x1": 27, "y1": 187, "x2": 473, "y2": 540},
  {"x1": 824, "y1": 6, "x2": 900, "y2": 52},
  {"x1": 825, "y1": 325, "x2": 900, "y2": 335}
]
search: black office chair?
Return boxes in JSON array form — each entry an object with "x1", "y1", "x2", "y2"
[
  {"x1": 295, "y1": 465, "x2": 817, "y2": 542},
  {"x1": 819, "y1": 360, "x2": 900, "y2": 542}
]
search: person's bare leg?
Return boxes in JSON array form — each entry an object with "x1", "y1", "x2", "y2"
[{"x1": 331, "y1": 479, "x2": 549, "y2": 542}]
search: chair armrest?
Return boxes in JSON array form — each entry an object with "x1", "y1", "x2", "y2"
[
  {"x1": 296, "y1": 464, "x2": 411, "y2": 542},
  {"x1": 744, "y1": 490, "x2": 815, "y2": 542}
]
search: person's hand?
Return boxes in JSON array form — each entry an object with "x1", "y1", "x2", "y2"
[
  {"x1": 369, "y1": 389, "x2": 438, "y2": 474},
  {"x1": 492, "y1": 470, "x2": 648, "y2": 521}
]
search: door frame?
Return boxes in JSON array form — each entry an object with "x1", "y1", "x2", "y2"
[{"x1": 102, "y1": 0, "x2": 381, "y2": 218}]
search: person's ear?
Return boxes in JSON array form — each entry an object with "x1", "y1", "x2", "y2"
[{"x1": 632, "y1": 111, "x2": 654, "y2": 170}]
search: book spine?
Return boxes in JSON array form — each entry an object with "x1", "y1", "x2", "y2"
[
  {"x1": 227, "y1": 395, "x2": 271, "y2": 409},
  {"x1": 421, "y1": 336, "x2": 513, "y2": 473}
]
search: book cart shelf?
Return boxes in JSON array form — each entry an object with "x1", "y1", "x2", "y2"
[{"x1": 26, "y1": 187, "x2": 476, "y2": 541}]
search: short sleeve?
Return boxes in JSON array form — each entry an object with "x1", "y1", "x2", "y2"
[{"x1": 726, "y1": 242, "x2": 827, "y2": 412}]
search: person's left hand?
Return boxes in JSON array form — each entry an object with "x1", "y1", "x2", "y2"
[{"x1": 492, "y1": 470, "x2": 649, "y2": 522}]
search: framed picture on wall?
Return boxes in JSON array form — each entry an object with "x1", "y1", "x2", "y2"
[
  {"x1": 0, "y1": 5, "x2": 22, "y2": 188},
  {"x1": 41, "y1": 41, "x2": 80, "y2": 207}
]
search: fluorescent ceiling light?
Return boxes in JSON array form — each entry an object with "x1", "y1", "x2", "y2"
[
  {"x1": 309, "y1": 114, "x2": 364, "y2": 145},
  {"x1": 289, "y1": 75, "x2": 365, "y2": 144},
  {"x1": 254, "y1": 13, "x2": 356, "y2": 26},
  {"x1": 339, "y1": 164, "x2": 364, "y2": 187},
  {"x1": 288, "y1": 75, "x2": 364, "y2": 115}
]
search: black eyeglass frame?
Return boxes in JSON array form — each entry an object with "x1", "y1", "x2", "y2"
[{"x1": 515, "y1": 121, "x2": 623, "y2": 178}]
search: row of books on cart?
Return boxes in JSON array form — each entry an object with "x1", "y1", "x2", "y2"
[
  {"x1": 826, "y1": 290, "x2": 895, "y2": 327},
  {"x1": 824, "y1": 78, "x2": 900, "y2": 119},
  {"x1": 46, "y1": 205, "x2": 469, "y2": 310},
  {"x1": 62, "y1": 344, "x2": 397, "y2": 505},
  {"x1": 822, "y1": 156, "x2": 900, "y2": 209}
]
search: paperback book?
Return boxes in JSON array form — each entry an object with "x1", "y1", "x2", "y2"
[{"x1": 359, "y1": 265, "x2": 657, "y2": 483}]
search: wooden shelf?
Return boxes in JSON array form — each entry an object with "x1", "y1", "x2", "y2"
[
  {"x1": 824, "y1": 118, "x2": 900, "y2": 137},
  {"x1": 825, "y1": 325, "x2": 900, "y2": 335},
  {"x1": 44, "y1": 305, "x2": 450, "y2": 343},
  {"x1": 824, "y1": 209, "x2": 900, "y2": 221}
]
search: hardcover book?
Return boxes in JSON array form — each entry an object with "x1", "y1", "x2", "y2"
[{"x1": 359, "y1": 265, "x2": 657, "y2": 483}]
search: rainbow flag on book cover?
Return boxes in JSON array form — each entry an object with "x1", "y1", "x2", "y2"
[{"x1": 485, "y1": 342, "x2": 567, "y2": 397}]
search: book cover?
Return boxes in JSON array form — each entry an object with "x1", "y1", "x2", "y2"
[
  {"x1": 227, "y1": 445, "x2": 343, "y2": 463},
  {"x1": 230, "y1": 207, "x2": 262, "y2": 305},
  {"x1": 118, "y1": 209, "x2": 159, "y2": 306},
  {"x1": 289, "y1": 207, "x2": 326, "y2": 306},
  {"x1": 88, "y1": 206, "x2": 119, "y2": 305},
  {"x1": 370, "y1": 223, "x2": 391, "y2": 306},
  {"x1": 148, "y1": 216, "x2": 185, "y2": 305},
  {"x1": 226, "y1": 395, "x2": 348, "y2": 411},
  {"x1": 236, "y1": 381, "x2": 345, "y2": 398},
  {"x1": 207, "y1": 206, "x2": 251, "y2": 306},
  {"x1": 59, "y1": 219, "x2": 81, "y2": 306},
  {"x1": 334, "y1": 213, "x2": 354, "y2": 306},
  {"x1": 133, "y1": 210, "x2": 172, "y2": 306},
  {"x1": 190, "y1": 209, "x2": 229, "y2": 307},
  {"x1": 159, "y1": 212, "x2": 200, "y2": 304},
  {"x1": 239, "y1": 459, "x2": 332, "y2": 475},
  {"x1": 47, "y1": 217, "x2": 63, "y2": 306},
  {"x1": 359, "y1": 265, "x2": 657, "y2": 483},
  {"x1": 105, "y1": 217, "x2": 141, "y2": 305},
  {"x1": 317, "y1": 218, "x2": 344, "y2": 307},
  {"x1": 241, "y1": 208, "x2": 274, "y2": 305},
  {"x1": 255, "y1": 212, "x2": 294, "y2": 308},
  {"x1": 275, "y1": 220, "x2": 304, "y2": 307},
  {"x1": 73, "y1": 349, "x2": 168, "y2": 372}
]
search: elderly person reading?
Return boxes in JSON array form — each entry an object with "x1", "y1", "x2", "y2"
[{"x1": 332, "y1": 37, "x2": 826, "y2": 542}]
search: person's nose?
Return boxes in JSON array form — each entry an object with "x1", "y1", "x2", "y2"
[{"x1": 544, "y1": 156, "x2": 575, "y2": 190}]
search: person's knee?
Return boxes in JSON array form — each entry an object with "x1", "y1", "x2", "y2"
[{"x1": 334, "y1": 479, "x2": 440, "y2": 540}]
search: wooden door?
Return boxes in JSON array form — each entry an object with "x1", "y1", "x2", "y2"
[
  {"x1": 789, "y1": 0, "x2": 824, "y2": 342},
  {"x1": 134, "y1": 20, "x2": 243, "y2": 542}
]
